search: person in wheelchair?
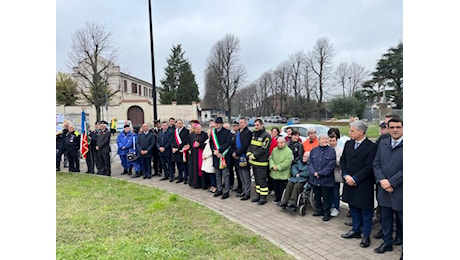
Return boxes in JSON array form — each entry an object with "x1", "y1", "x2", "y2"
[{"x1": 279, "y1": 151, "x2": 311, "y2": 211}]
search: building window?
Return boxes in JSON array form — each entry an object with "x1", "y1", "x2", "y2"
[
  {"x1": 138, "y1": 85, "x2": 142, "y2": 95},
  {"x1": 149, "y1": 89, "x2": 152, "y2": 97},
  {"x1": 124, "y1": 80, "x2": 127, "y2": 92},
  {"x1": 132, "y1": 83, "x2": 137, "y2": 94}
]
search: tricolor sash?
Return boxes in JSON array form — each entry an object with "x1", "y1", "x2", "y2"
[
  {"x1": 211, "y1": 128, "x2": 230, "y2": 169},
  {"x1": 175, "y1": 128, "x2": 187, "y2": 162}
]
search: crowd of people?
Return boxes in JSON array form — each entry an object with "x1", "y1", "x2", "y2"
[{"x1": 56, "y1": 114, "x2": 403, "y2": 258}]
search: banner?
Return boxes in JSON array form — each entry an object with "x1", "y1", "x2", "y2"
[{"x1": 80, "y1": 111, "x2": 88, "y2": 159}]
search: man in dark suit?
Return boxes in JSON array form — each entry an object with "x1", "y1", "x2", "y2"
[
  {"x1": 340, "y1": 120, "x2": 377, "y2": 248},
  {"x1": 150, "y1": 120, "x2": 162, "y2": 177},
  {"x1": 96, "y1": 120, "x2": 112, "y2": 176},
  {"x1": 171, "y1": 119, "x2": 190, "y2": 183},
  {"x1": 157, "y1": 121, "x2": 173, "y2": 182},
  {"x1": 373, "y1": 117, "x2": 403, "y2": 255},
  {"x1": 232, "y1": 118, "x2": 252, "y2": 200},
  {"x1": 137, "y1": 123, "x2": 156, "y2": 179},
  {"x1": 210, "y1": 117, "x2": 233, "y2": 199}
]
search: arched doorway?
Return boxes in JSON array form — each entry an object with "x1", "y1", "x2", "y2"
[{"x1": 127, "y1": 106, "x2": 144, "y2": 127}]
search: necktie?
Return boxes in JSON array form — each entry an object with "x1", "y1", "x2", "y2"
[
  {"x1": 354, "y1": 142, "x2": 360, "y2": 150},
  {"x1": 392, "y1": 140, "x2": 398, "y2": 148}
]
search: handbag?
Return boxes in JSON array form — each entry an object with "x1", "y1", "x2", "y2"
[{"x1": 127, "y1": 136, "x2": 138, "y2": 162}]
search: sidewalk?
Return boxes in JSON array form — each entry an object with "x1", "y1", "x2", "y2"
[{"x1": 71, "y1": 157, "x2": 402, "y2": 260}]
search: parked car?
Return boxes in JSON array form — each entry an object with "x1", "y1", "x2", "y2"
[
  {"x1": 248, "y1": 117, "x2": 263, "y2": 126},
  {"x1": 286, "y1": 117, "x2": 300, "y2": 125},
  {"x1": 280, "y1": 123, "x2": 350, "y2": 148},
  {"x1": 281, "y1": 117, "x2": 288, "y2": 123},
  {"x1": 272, "y1": 116, "x2": 282, "y2": 123}
]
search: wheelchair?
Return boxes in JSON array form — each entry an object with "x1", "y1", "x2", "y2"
[{"x1": 280, "y1": 182, "x2": 316, "y2": 216}]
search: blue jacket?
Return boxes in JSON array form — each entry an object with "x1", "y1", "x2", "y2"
[
  {"x1": 290, "y1": 160, "x2": 311, "y2": 183},
  {"x1": 117, "y1": 131, "x2": 134, "y2": 155},
  {"x1": 308, "y1": 145, "x2": 336, "y2": 188}
]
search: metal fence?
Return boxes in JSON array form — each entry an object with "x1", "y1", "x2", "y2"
[{"x1": 361, "y1": 109, "x2": 403, "y2": 123}]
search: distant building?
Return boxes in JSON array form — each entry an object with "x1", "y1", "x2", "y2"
[{"x1": 56, "y1": 58, "x2": 201, "y2": 127}]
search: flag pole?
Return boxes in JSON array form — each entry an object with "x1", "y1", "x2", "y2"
[{"x1": 148, "y1": 0, "x2": 158, "y2": 121}]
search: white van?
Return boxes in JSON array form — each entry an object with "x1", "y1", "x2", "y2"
[{"x1": 116, "y1": 120, "x2": 133, "y2": 132}]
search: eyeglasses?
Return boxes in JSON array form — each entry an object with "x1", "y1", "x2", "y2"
[{"x1": 388, "y1": 126, "x2": 402, "y2": 129}]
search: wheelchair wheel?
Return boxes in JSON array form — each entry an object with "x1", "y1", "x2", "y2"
[
  {"x1": 308, "y1": 188, "x2": 316, "y2": 211},
  {"x1": 299, "y1": 205, "x2": 306, "y2": 216}
]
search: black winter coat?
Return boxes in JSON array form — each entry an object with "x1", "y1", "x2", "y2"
[{"x1": 340, "y1": 138, "x2": 377, "y2": 210}]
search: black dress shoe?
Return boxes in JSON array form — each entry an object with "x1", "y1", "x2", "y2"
[
  {"x1": 373, "y1": 229, "x2": 383, "y2": 239},
  {"x1": 251, "y1": 197, "x2": 260, "y2": 203},
  {"x1": 257, "y1": 199, "x2": 267, "y2": 205},
  {"x1": 360, "y1": 236, "x2": 370, "y2": 248},
  {"x1": 322, "y1": 215, "x2": 331, "y2": 221},
  {"x1": 240, "y1": 195, "x2": 250, "y2": 201},
  {"x1": 184, "y1": 180, "x2": 188, "y2": 185},
  {"x1": 287, "y1": 205, "x2": 297, "y2": 211},
  {"x1": 131, "y1": 175, "x2": 140, "y2": 178},
  {"x1": 221, "y1": 193, "x2": 229, "y2": 199},
  {"x1": 160, "y1": 176, "x2": 168, "y2": 181},
  {"x1": 344, "y1": 221, "x2": 353, "y2": 226},
  {"x1": 312, "y1": 211, "x2": 324, "y2": 217},
  {"x1": 393, "y1": 237, "x2": 402, "y2": 245},
  {"x1": 169, "y1": 179, "x2": 174, "y2": 182},
  {"x1": 176, "y1": 179, "x2": 183, "y2": 183},
  {"x1": 374, "y1": 243, "x2": 393, "y2": 254},
  {"x1": 214, "y1": 191, "x2": 223, "y2": 197},
  {"x1": 143, "y1": 176, "x2": 147, "y2": 179},
  {"x1": 148, "y1": 176, "x2": 152, "y2": 179},
  {"x1": 235, "y1": 193, "x2": 244, "y2": 197},
  {"x1": 341, "y1": 230, "x2": 362, "y2": 239}
]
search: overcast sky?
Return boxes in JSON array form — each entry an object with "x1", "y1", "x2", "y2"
[{"x1": 56, "y1": 0, "x2": 402, "y2": 98}]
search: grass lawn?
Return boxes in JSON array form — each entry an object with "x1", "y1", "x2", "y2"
[{"x1": 56, "y1": 173, "x2": 293, "y2": 259}]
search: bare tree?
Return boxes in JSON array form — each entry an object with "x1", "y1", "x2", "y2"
[
  {"x1": 287, "y1": 51, "x2": 306, "y2": 103},
  {"x1": 334, "y1": 62, "x2": 349, "y2": 98},
  {"x1": 68, "y1": 21, "x2": 120, "y2": 122},
  {"x1": 348, "y1": 62, "x2": 370, "y2": 95},
  {"x1": 207, "y1": 34, "x2": 246, "y2": 121},
  {"x1": 309, "y1": 37, "x2": 334, "y2": 120},
  {"x1": 274, "y1": 62, "x2": 290, "y2": 116}
]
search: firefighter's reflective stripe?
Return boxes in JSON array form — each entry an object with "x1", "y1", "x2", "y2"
[{"x1": 249, "y1": 159, "x2": 268, "y2": 166}]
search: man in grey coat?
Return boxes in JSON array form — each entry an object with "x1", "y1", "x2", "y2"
[{"x1": 372, "y1": 117, "x2": 403, "y2": 255}]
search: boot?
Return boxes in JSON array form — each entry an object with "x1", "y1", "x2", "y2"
[
  {"x1": 251, "y1": 193, "x2": 260, "y2": 203},
  {"x1": 257, "y1": 195, "x2": 267, "y2": 205},
  {"x1": 121, "y1": 169, "x2": 128, "y2": 175},
  {"x1": 128, "y1": 167, "x2": 133, "y2": 175}
]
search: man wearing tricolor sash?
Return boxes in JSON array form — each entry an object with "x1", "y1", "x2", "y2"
[
  {"x1": 210, "y1": 117, "x2": 233, "y2": 200},
  {"x1": 171, "y1": 119, "x2": 190, "y2": 183}
]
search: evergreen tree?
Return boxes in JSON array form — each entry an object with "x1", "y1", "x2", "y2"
[
  {"x1": 56, "y1": 72, "x2": 79, "y2": 106},
  {"x1": 159, "y1": 44, "x2": 199, "y2": 104}
]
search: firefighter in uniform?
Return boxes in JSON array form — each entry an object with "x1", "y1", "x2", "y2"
[
  {"x1": 64, "y1": 124, "x2": 81, "y2": 172},
  {"x1": 247, "y1": 118, "x2": 271, "y2": 205}
]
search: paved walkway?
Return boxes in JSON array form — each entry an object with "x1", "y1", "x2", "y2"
[{"x1": 67, "y1": 156, "x2": 402, "y2": 260}]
